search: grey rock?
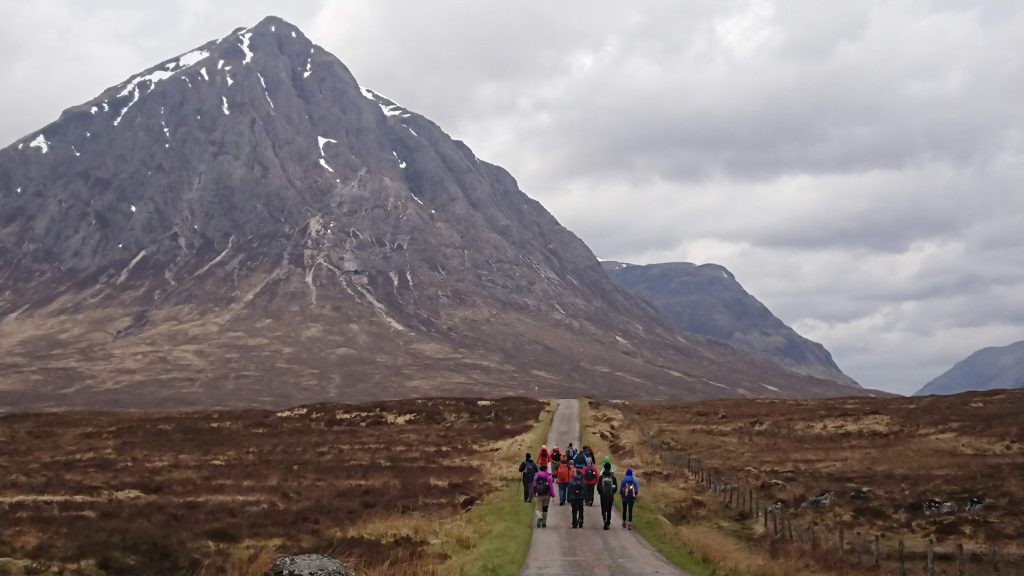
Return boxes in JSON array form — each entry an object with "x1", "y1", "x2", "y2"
[
  {"x1": 270, "y1": 554, "x2": 355, "y2": 576},
  {"x1": 603, "y1": 261, "x2": 860, "y2": 388}
]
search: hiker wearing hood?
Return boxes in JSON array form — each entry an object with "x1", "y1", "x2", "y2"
[
  {"x1": 556, "y1": 459, "x2": 574, "y2": 505},
  {"x1": 537, "y1": 445, "x2": 551, "y2": 471},
  {"x1": 602, "y1": 455, "x2": 616, "y2": 474},
  {"x1": 518, "y1": 452, "x2": 538, "y2": 503},
  {"x1": 620, "y1": 468, "x2": 640, "y2": 529},
  {"x1": 597, "y1": 462, "x2": 618, "y2": 530},
  {"x1": 532, "y1": 467, "x2": 554, "y2": 528}
]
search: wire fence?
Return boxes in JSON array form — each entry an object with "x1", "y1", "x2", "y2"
[{"x1": 617, "y1": 406, "x2": 1022, "y2": 576}]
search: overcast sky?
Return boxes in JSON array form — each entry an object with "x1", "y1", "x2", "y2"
[{"x1": 2, "y1": 1, "x2": 1022, "y2": 395}]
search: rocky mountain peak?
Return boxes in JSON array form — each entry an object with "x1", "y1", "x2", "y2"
[{"x1": 0, "y1": 18, "x2": 872, "y2": 410}]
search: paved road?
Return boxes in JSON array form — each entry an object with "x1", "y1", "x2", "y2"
[{"x1": 520, "y1": 399, "x2": 691, "y2": 576}]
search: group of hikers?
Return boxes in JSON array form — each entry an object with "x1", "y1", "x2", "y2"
[{"x1": 518, "y1": 442, "x2": 639, "y2": 531}]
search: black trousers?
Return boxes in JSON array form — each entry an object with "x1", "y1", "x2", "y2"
[
  {"x1": 622, "y1": 500, "x2": 635, "y2": 522},
  {"x1": 523, "y1": 480, "x2": 533, "y2": 502},
  {"x1": 600, "y1": 496, "x2": 614, "y2": 525},
  {"x1": 570, "y1": 500, "x2": 584, "y2": 526},
  {"x1": 585, "y1": 484, "x2": 596, "y2": 505}
]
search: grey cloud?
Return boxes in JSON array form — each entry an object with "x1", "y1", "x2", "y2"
[{"x1": 1, "y1": 0, "x2": 1022, "y2": 395}]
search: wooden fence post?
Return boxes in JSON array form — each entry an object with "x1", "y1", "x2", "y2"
[
  {"x1": 926, "y1": 539, "x2": 934, "y2": 576},
  {"x1": 772, "y1": 510, "x2": 779, "y2": 538},
  {"x1": 810, "y1": 525, "x2": 817, "y2": 550},
  {"x1": 786, "y1": 516, "x2": 794, "y2": 541},
  {"x1": 856, "y1": 532, "x2": 863, "y2": 565},
  {"x1": 992, "y1": 544, "x2": 1001, "y2": 576},
  {"x1": 763, "y1": 507, "x2": 768, "y2": 528},
  {"x1": 898, "y1": 539, "x2": 906, "y2": 576},
  {"x1": 749, "y1": 488, "x2": 754, "y2": 516},
  {"x1": 956, "y1": 543, "x2": 965, "y2": 576},
  {"x1": 874, "y1": 534, "x2": 881, "y2": 568},
  {"x1": 839, "y1": 527, "x2": 845, "y2": 558}
]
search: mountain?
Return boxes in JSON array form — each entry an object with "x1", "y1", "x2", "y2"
[
  {"x1": 602, "y1": 261, "x2": 859, "y2": 388},
  {"x1": 0, "y1": 17, "x2": 870, "y2": 411},
  {"x1": 914, "y1": 341, "x2": 1024, "y2": 396}
]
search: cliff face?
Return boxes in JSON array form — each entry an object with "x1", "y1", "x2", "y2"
[
  {"x1": 603, "y1": 261, "x2": 860, "y2": 389},
  {"x1": 0, "y1": 17, "x2": 868, "y2": 410}
]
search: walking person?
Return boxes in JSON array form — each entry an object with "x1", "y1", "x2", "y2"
[
  {"x1": 550, "y1": 444, "x2": 562, "y2": 478},
  {"x1": 583, "y1": 458, "x2": 599, "y2": 506},
  {"x1": 537, "y1": 445, "x2": 551, "y2": 472},
  {"x1": 602, "y1": 454, "x2": 615, "y2": 474},
  {"x1": 556, "y1": 459, "x2": 573, "y2": 506},
  {"x1": 518, "y1": 452, "x2": 538, "y2": 503},
  {"x1": 597, "y1": 462, "x2": 618, "y2": 530},
  {"x1": 566, "y1": 442, "x2": 578, "y2": 461},
  {"x1": 572, "y1": 448, "x2": 587, "y2": 469},
  {"x1": 568, "y1": 466, "x2": 586, "y2": 528},
  {"x1": 620, "y1": 468, "x2": 640, "y2": 530},
  {"x1": 532, "y1": 466, "x2": 554, "y2": 528}
]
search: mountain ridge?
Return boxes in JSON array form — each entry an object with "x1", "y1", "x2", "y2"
[
  {"x1": 0, "y1": 16, "x2": 872, "y2": 411},
  {"x1": 602, "y1": 260, "x2": 859, "y2": 388},
  {"x1": 914, "y1": 340, "x2": 1024, "y2": 396}
]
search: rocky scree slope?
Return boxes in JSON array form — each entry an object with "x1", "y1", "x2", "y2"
[
  {"x1": 0, "y1": 17, "x2": 868, "y2": 410},
  {"x1": 603, "y1": 261, "x2": 860, "y2": 388}
]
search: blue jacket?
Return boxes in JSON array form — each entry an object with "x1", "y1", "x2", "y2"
[{"x1": 620, "y1": 475, "x2": 640, "y2": 502}]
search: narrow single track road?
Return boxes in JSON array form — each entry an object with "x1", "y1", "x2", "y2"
[{"x1": 520, "y1": 399, "x2": 691, "y2": 576}]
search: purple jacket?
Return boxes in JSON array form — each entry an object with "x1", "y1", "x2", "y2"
[{"x1": 533, "y1": 470, "x2": 554, "y2": 496}]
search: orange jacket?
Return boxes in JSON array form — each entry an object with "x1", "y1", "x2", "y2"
[
  {"x1": 538, "y1": 448, "x2": 550, "y2": 468},
  {"x1": 556, "y1": 462, "x2": 573, "y2": 484}
]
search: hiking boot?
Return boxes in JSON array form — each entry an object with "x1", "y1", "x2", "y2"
[
  {"x1": 604, "y1": 522, "x2": 610, "y2": 530},
  {"x1": 622, "y1": 521, "x2": 627, "y2": 528},
  {"x1": 628, "y1": 522, "x2": 633, "y2": 530},
  {"x1": 572, "y1": 522, "x2": 578, "y2": 529},
  {"x1": 536, "y1": 517, "x2": 543, "y2": 528}
]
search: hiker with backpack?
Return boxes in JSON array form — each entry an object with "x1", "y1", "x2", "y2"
[
  {"x1": 620, "y1": 468, "x2": 640, "y2": 530},
  {"x1": 597, "y1": 463, "x2": 618, "y2": 530},
  {"x1": 582, "y1": 446, "x2": 596, "y2": 466},
  {"x1": 568, "y1": 465, "x2": 587, "y2": 528},
  {"x1": 518, "y1": 452, "x2": 538, "y2": 503},
  {"x1": 537, "y1": 445, "x2": 551, "y2": 472},
  {"x1": 556, "y1": 459, "x2": 574, "y2": 505},
  {"x1": 572, "y1": 448, "x2": 587, "y2": 469},
  {"x1": 602, "y1": 455, "x2": 615, "y2": 474},
  {"x1": 550, "y1": 444, "x2": 562, "y2": 478},
  {"x1": 566, "y1": 442, "x2": 578, "y2": 461},
  {"x1": 583, "y1": 459, "x2": 599, "y2": 506},
  {"x1": 532, "y1": 466, "x2": 554, "y2": 528}
]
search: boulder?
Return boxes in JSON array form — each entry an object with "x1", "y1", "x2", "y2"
[{"x1": 270, "y1": 554, "x2": 355, "y2": 576}]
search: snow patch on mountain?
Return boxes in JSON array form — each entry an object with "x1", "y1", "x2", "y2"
[
  {"x1": 258, "y1": 73, "x2": 275, "y2": 109},
  {"x1": 29, "y1": 134, "x2": 49, "y2": 154},
  {"x1": 239, "y1": 31, "x2": 254, "y2": 64}
]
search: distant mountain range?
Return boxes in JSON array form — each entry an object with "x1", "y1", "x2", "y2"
[
  {"x1": 0, "y1": 17, "x2": 873, "y2": 410},
  {"x1": 602, "y1": 261, "x2": 859, "y2": 389},
  {"x1": 914, "y1": 340, "x2": 1024, "y2": 396}
]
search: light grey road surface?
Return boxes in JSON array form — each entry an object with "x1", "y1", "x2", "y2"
[{"x1": 520, "y1": 399, "x2": 691, "y2": 576}]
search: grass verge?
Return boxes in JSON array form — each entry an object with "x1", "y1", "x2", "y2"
[{"x1": 442, "y1": 400, "x2": 555, "y2": 576}]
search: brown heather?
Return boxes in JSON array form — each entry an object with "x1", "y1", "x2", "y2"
[{"x1": 0, "y1": 397, "x2": 544, "y2": 576}]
